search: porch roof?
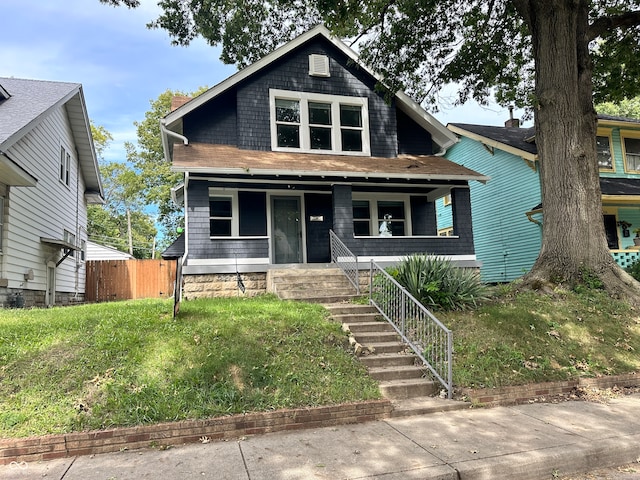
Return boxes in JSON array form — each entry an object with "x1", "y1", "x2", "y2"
[{"x1": 172, "y1": 143, "x2": 489, "y2": 183}]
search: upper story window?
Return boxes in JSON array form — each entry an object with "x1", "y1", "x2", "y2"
[
  {"x1": 270, "y1": 89, "x2": 370, "y2": 155},
  {"x1": 59, "y1": 146, "x2": 71, "y2": 186},
  {"x1": 596, "y1": 133, "x2": 614, "y2": 170},
  {"x1": 622, "y1": 130, "x2": 640, "y2": 173}
]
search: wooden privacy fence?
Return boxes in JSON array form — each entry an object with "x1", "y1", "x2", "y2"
[{"x1": 86, "y1": 259, "x2": 177, "y2": 302}]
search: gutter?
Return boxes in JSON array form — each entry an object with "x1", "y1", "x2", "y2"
[{"x1": 160, "y1": 119, "x2": 189, "y2": 163}]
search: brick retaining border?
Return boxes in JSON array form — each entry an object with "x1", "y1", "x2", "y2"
[
  {"x1": 458, "y1": 372, "x2": 639, "y2": 407},
  {"x1": 2, "y1": 373, "x2": 638, "y2": 465},
  {"x1": 0, "y1": 400, "x2": 392, "y2": 465}
]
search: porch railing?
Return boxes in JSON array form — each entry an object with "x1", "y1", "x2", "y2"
[
  {"x1": 329, "y1": 230, "x2": 360, "y2": 294},
  {"x1": 369, "y1": 260, "x2": 453, "y2": 399}
]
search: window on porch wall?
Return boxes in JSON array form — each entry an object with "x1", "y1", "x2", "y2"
[
  {"x1": 352, "y1": 199, "x2": 406, "y2": 236},
  {"x1": 209, "y1": 196, "x2": 233, "y2": 236}
]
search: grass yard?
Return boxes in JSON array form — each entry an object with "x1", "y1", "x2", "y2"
[
  {"x1": 2, "y1": 286, "x2": 639, "y2": 439},
  {"x1": 0, "y1": 296, "x2": 380, "y2": 438},
  {"x1": 439, "y1": 285, "x2": 640, "y2": 388}
]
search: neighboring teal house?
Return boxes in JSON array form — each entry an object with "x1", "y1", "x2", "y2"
[{"x1": 440, "y1": 115, "x2": 640, "y2": 283}]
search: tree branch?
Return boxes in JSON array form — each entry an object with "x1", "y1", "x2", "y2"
[
  {"x1": 589, "y1": 10, "x2": 640, "y2": 41},
  {"x1": 99, "y1": 0, "x2": 140, "y2": 7}
]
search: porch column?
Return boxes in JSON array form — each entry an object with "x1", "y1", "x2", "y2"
[
  {"x1": 451, "y1": 187, "x2": 475, "y2": 252},
  {"x1": 410, "y1": 196, "x2": 437, "y2": 235},
  {"x1": 332, "y1": 184, "x2": 354, "y2": 240}
]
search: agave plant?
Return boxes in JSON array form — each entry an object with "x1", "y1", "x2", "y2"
[{"x1": 389, "y1": 254, "x2": 487, "y2": 311}]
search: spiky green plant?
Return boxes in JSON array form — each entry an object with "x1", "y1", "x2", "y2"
[{"x1": 389, "y1": 254, "x2": 488, "y2": 311}]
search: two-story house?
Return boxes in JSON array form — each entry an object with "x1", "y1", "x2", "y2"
[
  {"x1": 0, "y1": 77, "x2": 103, "y2": 306},
  {"x1": 161, "y1": 26, "x2": 488, "y2": 298},
  {"x1": 440, "y1": 114, "x2": 640, "y2": 283}
]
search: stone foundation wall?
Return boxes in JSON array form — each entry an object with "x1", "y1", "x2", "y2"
[
  {"x1": 0, "y1": 288, "x2": 84, "y2": 308},
  {"x1": 183, "y1": 273, "x2": 267, "y2": 299}
]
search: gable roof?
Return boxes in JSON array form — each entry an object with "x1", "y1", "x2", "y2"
[
  {"x1": 172, "y1": 143, "x2": 488, "y2": 182},
  {"x1": 0, "y1": 77, "x2": 103, "y2": 200},
  {"x1": 448, "y1": 123, "x2": 537, "y2": 161},
  {"x1": 162, "y1": 25, "x2": 458, "y2": 155},
  {"x1": 449, "y1": 115, "x2": 640, "y2": 160}
]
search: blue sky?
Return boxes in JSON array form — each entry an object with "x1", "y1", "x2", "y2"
[{"x1": 1, "y1": 0, "x2": 526, "y2": 164}]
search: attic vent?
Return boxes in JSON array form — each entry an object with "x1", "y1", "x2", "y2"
[{"x1": 309, "y1": 54, "x2": 330, "y2": 77}]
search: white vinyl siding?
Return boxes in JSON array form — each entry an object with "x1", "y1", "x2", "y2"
[{"x1": 3, "y1": 105, "x2": 88, "y2": 294}]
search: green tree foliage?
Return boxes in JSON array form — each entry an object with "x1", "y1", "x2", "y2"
[
  {"x1": 101, "y1": 0, "x2": 640, "y2": 301},
  {"x1": 597, "y1": 96, "x2": 640, "y2": 119},
  {"x1": 88, "y1": 123, "x2": 157, "y2": 258},
  {"x1": 125, "y1": 88, "x2": 206, "y2": 248}
]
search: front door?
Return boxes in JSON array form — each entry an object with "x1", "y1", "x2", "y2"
[{"x1": 272, "y1": 196, "x2": 302, "y2": 264}]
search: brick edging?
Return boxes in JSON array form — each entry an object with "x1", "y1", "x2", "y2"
[
  {"x1": 0, "y1": 400, "x2": 392, "y2": 465},
  {"x1": 458, "y1": 372, "x2": 639, "y2": 407}
]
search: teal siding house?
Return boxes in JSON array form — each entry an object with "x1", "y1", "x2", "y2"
[{"x1": 440, "y1": 115, "x2": 640, "y2": 283}]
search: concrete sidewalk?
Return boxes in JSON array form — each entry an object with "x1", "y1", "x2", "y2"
[{"x1": 2, "y1": 394, "x2": 640, "y2": 480}]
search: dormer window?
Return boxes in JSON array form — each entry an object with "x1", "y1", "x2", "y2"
[{"x1": 270, "y1": 89, "x2": 370, "y2": 155}]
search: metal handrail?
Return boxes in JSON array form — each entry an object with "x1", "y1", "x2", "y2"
[
  {"x1": 369, "y1": 260, "x2": 453, "y2": 398},
  {"x1": 329, "y1": 230, "x2": 360, "y2": 294}
]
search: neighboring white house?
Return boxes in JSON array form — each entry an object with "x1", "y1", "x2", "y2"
[
  {"x1": 86, "y1": 241, "x2": 134, "y2": 261},
  {"x1": 0, "y1": 77, "x2": 104, "y2": 307}
]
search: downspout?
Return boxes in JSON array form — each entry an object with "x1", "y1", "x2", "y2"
[
  {"x1": 159, "y1": 119, "x2": 189, "y2": 164},
  {"x1": 159, "y1": 119, "x2": 190, "y2": 269},
  {"x1": 182, "y1": 172, "x2": 190, "y2": 269}
]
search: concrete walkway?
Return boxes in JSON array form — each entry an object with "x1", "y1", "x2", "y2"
[{"x1": 2, "y1": 394, "x2": 640, "y2": 480}]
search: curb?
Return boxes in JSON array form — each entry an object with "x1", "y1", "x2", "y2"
[{"x1": 450, "y1": 435, "x2": 640, "y2": 480}]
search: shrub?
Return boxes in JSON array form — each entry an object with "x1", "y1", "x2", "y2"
[
  {"x1": 625, "y1": 259, "x2": 640, "y2": 282},
  {"x1": 388, "y1": 254, "x2": 488, "y2": 311}
]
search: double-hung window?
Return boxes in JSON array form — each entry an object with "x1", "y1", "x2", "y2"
[
  {"x1": 270, "y1": 89, "x2": 370, "y2": 155},
  {"x1": 596, "y1": 130, "x2": 614, "y2": 170},
  {"x1": 209, "y1": 194, "x2": 234, "y2": 237},
  {"x1": 622, "y1": 131, "x2": 640, "y2": 173},
  {"x1": 352, "y1": 197, "x2": 409, "y2": 236},
  {"x1": 60, "y1": 146, "x2": 71, "y2": 186}
]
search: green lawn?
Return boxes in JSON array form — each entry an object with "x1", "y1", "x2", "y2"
[
  {"x1": 2, "y1": 287, "x2": 639, "y2": 439},
  {"x1": 439, "y1": 286, "x2": 640, "y2": 388},
  {"x1": 0, "y1": 296, "x2": 380, "y2": 438}
]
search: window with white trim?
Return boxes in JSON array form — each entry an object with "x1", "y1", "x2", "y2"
[
  {"x1": 352, "y1": 197, "x2": 409, "y2": 236},
  {"x1": 596, "y1": 130, "x2": 614, "y2": 170},
  {"x1": 270, "y1": 89, "x2": 370, "y2": 155},
  {"x1": 209, "y1": 195, "x2": 234, "y2": 236},
  {"x1": 64, "y1": 229, "x2": 76, "y2": 257},
  {"x1": 59, "y1": 146, "x2": 71, "y2": 186}
]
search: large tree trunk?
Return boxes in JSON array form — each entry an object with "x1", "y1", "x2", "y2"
[{"x1": 521, "y1": 0, "x2": 640, "y2": 302}]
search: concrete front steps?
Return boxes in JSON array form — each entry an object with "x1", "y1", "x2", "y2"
[
  {"x1": 325, "y1": 302, "x2": 467, "y2": 417},
  {"x1": 270, "y1": 267, "x2": 466, "y2": 416},
  {"x1": 267, "y1": 267, "x2": 361, "y2": 303}
]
